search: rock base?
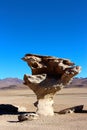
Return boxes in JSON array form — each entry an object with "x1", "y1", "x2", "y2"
[{"x1": 36, "y1": 98, "x2": 54, "y2": 116}]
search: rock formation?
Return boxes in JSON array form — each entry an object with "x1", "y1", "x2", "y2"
[
  {"x1": 58, "y1": 105, "x2": 84, "y2": 114},
  {"x1": 22, "y1": 54, "x2": 81, "y2": 116},
  {"x1": 18, "y1": 113, "x2": 38, "y2": 122}
]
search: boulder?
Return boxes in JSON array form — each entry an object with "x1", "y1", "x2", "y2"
[
  {"x1": 58, "y1": 105, "x2": 84, "y2": 114},
  {"x1": 18, "y1": 113, "x2": 38, "y2": 122}
]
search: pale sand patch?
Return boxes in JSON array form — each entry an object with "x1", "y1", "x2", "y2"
[{"x1": 0, "y1": 88, "x2": 87, "y2": 130}]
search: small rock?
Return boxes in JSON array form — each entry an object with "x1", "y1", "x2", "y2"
[
  {"x1": 58, "y1": 105, "x2": 84, "y2": 114},
  {"x1": 18, "y1": 113, "x2": 39, "y2": 122}
]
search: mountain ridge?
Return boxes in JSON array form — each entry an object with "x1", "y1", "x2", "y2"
[
  {"x1": 0, "y1": 78, "x2": 27, "y2": 89},
  {"x1": 0, "y1": 77, "x2": 87, "y2": 89}
]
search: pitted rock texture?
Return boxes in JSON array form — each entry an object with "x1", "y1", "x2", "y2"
[
  {"x1": 22, "y1": 54, "x2": 80, "y2": 77},
  {"x1": 22, "y1": 53, "x2": 81, "y2": 116}
]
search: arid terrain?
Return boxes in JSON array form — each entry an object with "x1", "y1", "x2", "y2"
[{"x1": 0, "y1": 87, "x2": 87, "y2": 130}]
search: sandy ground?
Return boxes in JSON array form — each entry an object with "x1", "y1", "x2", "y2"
[{"x1": 0, "y1": 88, "x2": 87, "y2": 130}]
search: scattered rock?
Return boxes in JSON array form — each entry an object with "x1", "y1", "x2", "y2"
[
  {"x1": 18, "y1": 114, "x2": 29, "y2": 122},
  {"x1": 58, "y1": 105, "x2": 84, "y2": 114},
  {"x1": 18, "y1": 113, "x2": 39, "y2": 122}
]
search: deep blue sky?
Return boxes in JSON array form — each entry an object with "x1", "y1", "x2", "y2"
[{"x1": 0, "y1": 0, "x2": 87, "y2": 79}]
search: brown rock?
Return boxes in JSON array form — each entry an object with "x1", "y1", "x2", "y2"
[
  {"x1": 22, "y1": 54, "x2": 81, "y2": 116},
  {"x1": 58, "y1": 105, "x2": 84, "y2": 114}
]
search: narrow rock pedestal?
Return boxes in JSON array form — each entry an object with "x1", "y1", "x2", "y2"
[
  {"x1": 37, "y1": 98, "x2": 54, "y2": 116},
  {"x1": 22, "y1": 54, "x2": 81, "y2": 116}
]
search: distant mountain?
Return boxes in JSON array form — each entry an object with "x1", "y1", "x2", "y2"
[
  {"x1": 0, "y1": 77, "x2": 87, "y2": 89},
  {"x1": 66, "y1": 78, "x2": 87, "y2": 88},
  {"x1": 0, "y1": 78, "x2": 27, "y2": 89}
]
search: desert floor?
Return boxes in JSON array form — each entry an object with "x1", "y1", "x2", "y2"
[{"x1": 0, "y1": 88, "x2": 87, "y2": 130}]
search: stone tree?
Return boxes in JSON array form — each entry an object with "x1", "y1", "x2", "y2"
[{"x1": 22, "y1": 54, "x2": 81, "y2": 116}]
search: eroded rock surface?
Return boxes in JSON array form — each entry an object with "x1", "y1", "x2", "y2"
[{"x1": 22, "y1": 54, "x2": 81, "y2": 116}]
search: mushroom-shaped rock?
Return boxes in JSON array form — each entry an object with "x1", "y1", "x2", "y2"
[{"x1": 22, "y1": 54, "x2": 81, "y2": 116}]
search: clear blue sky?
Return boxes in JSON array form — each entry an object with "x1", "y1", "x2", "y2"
[{"x1": 0, "y1": 0, "x2": 87, "y2": 79}]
